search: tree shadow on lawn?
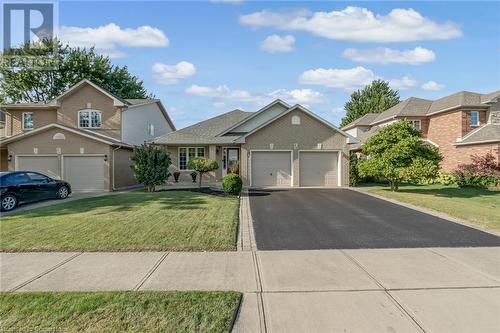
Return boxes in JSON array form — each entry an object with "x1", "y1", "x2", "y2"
[
  {"x1": 6, "y1": 191, "x2": 214, "y2": 219},
  {"x1": 384, "y1": 185, "x2": 500, "y2": 199}
]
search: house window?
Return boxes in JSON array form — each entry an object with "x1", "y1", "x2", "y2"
[
  {"x1": 22, "y1": 112, "x2": 34, "y2": 130},
  {"x1": 409, "y1": 120, "x2": 421, "y2": 130},
  {"x1": 291, "y1": 115, "x2": 301, "y2": 125},
  {"x1": 179, "y1": 147, "x2": 205, "y2": 170},
  {"x1": 148, "y1": 124, "x2": 155, "y2": 136},
  {"x1": 78, "y1": 110, "x2": 102, "y2": 128},
  {"x1": 470, "y1": 111, "x2": 479, "y2": 127}
]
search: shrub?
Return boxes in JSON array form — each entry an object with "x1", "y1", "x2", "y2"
[
  {"x1": 420, "y1": 171, "x2": 456, "y2": 185},
  {"x1": 222, "y1": 174, "x2": 243, "y2": 195},
  {"x1": 187, "y1": 157, "x2": 219, "y2": 189},
  {"x1": 453, "y1": 153, "x2": 500, "y2": 188},
  {"x1": 130, "y1": 144, "x2": 171, "y2": 192},
  {"x1": 349, "y1": 152, "x2": 360, "y2": 186}
]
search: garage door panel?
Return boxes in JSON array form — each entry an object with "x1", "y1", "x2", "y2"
[
  {"x1": 300, "y1": 152, "x2": 338, "y2": 187},
  {"x1": 63, "y1": 156, "x2": 105, "y2": 191},
  {"x1": 17, "y1": 156, "x2": 60, "y2": 179},
  {"x1": 252, "y1": 151, "x2": 291, "y2": 187}
]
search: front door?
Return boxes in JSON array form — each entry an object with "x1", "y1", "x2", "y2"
[{"x1": 226, "y1": 148, "x2": 240, "y2": 175}]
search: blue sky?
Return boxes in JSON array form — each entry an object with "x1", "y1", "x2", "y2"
[{"x1": 57, "y1": 1, "x2": 500, "y2": 128}]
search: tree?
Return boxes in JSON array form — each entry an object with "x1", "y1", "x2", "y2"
[
  {"x1": 358, "y1": 121, "x2": 442, "y2": 191},
  {"x1": 130, "y1": 145, "x2": 171, "y2": 192},
  {"x1": 340, "y1": 80, "x2": 400, "y2": 128},
  {"x1": 187, "y1": 157, "x2": 219, "y2": 189},
  {"x1": 0, "y1": 38, "x2": 149, "y2": 104}
]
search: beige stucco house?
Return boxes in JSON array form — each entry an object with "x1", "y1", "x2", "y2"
[
  {"x1": 342, "y1": 90, "x2": 500, "y2": 170},
  {"x1": 153, "y1": 100, "x2": 357, "y2": 187},
  {"x1": 0, "y1": 79, "x2": 175, "y2": 191}
]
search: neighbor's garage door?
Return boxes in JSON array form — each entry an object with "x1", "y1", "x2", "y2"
[
  {"x1": 299, "y1": 151, "x2": 338, "y2": 187},
  {"x1": 63, "y1": 156, "x2": 105, "y2": 191},
  {"x1": 251, "y1": 151, "x2": 292, "y2": 187},
  {"x1": 17, "y1": 155, "x2": 61, "y2": 179}
]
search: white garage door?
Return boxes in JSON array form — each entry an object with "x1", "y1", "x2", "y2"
[
  {"x1": 251, "y1": 151, "x2": 292, "y2": 187},
  {"x1": 17, "y1": 156, "x2": 61, "y2": 179},
  {"x1": 63, "y1": 156, "x2": 106, "y2": 191},
  {"x1": 299, "y1": 151, "x2": 338, "y2": 187}
]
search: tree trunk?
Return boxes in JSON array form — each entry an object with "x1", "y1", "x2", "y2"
[
  {"x1": 394, "y1": 181, "x2": 399, "y2": 191},
  {"x1": 389, "y1": 181, "x2": 394, "y2": 191},
  {"x1": 148, "y1": 184, "x2": 155, "y2": 192}
]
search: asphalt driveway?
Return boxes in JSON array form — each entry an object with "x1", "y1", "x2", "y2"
[{"x1": 249, "y1": 189, "x2": 500, "y2": 250}]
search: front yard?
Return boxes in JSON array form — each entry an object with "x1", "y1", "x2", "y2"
[
  {"x1": 0, "y1": 190, "x2": 239, "y2": 252},
  {"x1": 0, "y1": 291, "x2": 241, "y2": 333},
  {"x1": 369, "y1": 184, "x2": 500, "y2": 231}
]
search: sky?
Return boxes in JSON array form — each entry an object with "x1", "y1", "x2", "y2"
[{"x1": 54, "y1": 1, "x2": 500, "y2": 128}]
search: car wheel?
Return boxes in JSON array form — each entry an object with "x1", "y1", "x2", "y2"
[
  {"x1": 57, "y1": 186, "x2": 69, "y2": 199},
  {"x1": 1, "y1": 194, "x2": 18, "y2": 211}
]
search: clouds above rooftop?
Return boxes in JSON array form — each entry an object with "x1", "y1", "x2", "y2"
[
  {"x1": 240, "y1": 7, "x2": 462, "y2": 43},
  {"x1": 343, "y1": 47, "x2": 436, "y2": 65}
]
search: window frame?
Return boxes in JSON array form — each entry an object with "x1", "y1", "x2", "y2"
[
  {"x1": 148, "y1": 123, "x2": 155, "y2": 136},
  {"x1": 78, "y1": 109, "x2": 102, "y2": 129},
  {"x1": 178, "y1": 147, "x2": 206, "y2": 171},
  {"x1": 470, "y1": 111, "x2": 480, "y2": 127},
  {"x1": 22, "y1": 112, "x2": 34, "y2": 130},
  {"x1": 291, "y1": 115, "x2": 301, "y2": 125},
  {"x1": 409, "y1": 119, "x2": 421, "y2": 130}
]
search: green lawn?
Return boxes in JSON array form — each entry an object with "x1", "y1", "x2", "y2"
[
  {"x1": 0, "y1": 291, "x2": 241, "y2": 333},
  {"x1": 369, "y1": 184, "x2": 500, "y2": 231},
  {"x1": 0, "y1": 191, "x2": 239, "y2": 252}
]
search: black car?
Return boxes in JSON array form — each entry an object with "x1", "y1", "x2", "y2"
[{"x1": 0, "y1": 171, "x2": 72, "y2": 211}]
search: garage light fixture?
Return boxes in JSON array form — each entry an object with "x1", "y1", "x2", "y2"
[
  {"x1": 104, "y1": 154, "x2": 108, "y2": 162},
  {"x1": 8, "y1": 154, "x2": 12, "y2": 162}
]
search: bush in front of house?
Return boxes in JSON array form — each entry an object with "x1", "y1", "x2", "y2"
[
  {"x1": 130, "y1": 144, "x2": 171, "y2": 192},
  {"x1": 349, "y1": 152, "x2": 360, "y2": 186},
  {"x1": 453, "y1": 153, "x2": 500, "y2": 188},
  {"x1": 419, "y1": 171, "x2": 457, "y2": 185},
  {"x1": 187, "y1": 157, "x2": 219, "y2": 189},
  {"x1": 222, "y1": 174, "x2": 243, "y2": 195}
]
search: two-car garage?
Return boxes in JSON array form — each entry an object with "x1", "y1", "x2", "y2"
[
  {"x1": 16, "y1": 155, "x2": 107, "y2": 191},
  {"x1": 250, "y1": 150, "x2": 341, "y2": 188}
]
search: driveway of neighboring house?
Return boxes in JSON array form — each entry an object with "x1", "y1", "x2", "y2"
[{"x1": 249, "y1": 189, "x2": 500, "y2": 250}]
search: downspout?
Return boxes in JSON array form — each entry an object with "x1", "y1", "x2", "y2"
[{"x1": 112, "y1": 145, "x2": 122, "y2": 191}]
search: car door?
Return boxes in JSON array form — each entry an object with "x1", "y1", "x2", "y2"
[
  {"x1": 11, "y1": 173, "x2": 38, "y2": 202},
  {"x1": 26, "y1": 172, "x2": 57, "y2": 200}
]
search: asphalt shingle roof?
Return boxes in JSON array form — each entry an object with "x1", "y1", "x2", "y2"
[
  {"x1": 341, "y1": 113, "x2": 379, "y2": 130},
  {"x1": 153, "y1": 110, "x2": 253, "y2": 144},
  {"x1": 125, "y1": 98, "x2": 159, "y2": 105},
  {"x1": 371, "y1": 97, "x2": 433, "y2": 124},
  {"x1": 457, "y1": 124, "x2": 500, "y2": 145}
]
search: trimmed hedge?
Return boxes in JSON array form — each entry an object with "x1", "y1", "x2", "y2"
[{"x1": 222, "y1": 174, "x2": 243, "y2": 195}]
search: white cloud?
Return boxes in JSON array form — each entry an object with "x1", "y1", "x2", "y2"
[
  {"x1": 388, "y1": 75, "x2": 417, "y2": 90},
  {"x1": 343, "y1": 46, "x2": 436, "y2": 65},
  {"x1": 331, "y1": 107, "x2": 345, "y2": 113},
  {"x1": 260, "y1": 34, "x2": 296, "y2": 53},
  {"x1": 152, "y1": 61, "x2": 196, "y2": 85},
  {"x1": 421, "y1": 81, "x2": 445, "y2": 91},
  {"x1": 60, "y1": 23, "x2": 168, "y2": 57},
  {"x1": 186, "y1": 85, "x2": 325, "y2": 106},
  {"x1": 240, "y1": 7, "x2": 462, "y2": 42},
  {"x1": 268, "y1": 89, "x2": 326, "y2": 104},
  {"x1": 299, "y1": 66, "x2": 377, "y2": 90}
]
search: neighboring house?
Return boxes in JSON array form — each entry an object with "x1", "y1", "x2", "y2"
[
  {"x1": 342, "y1": 90, "x2": 500, "y2": 170},
  {"x1": 0, "y1": 79, "x2": 175, "y2": 191},
  {"x1": 153, "y1": 100, "x2": 357, "y2": 187}
]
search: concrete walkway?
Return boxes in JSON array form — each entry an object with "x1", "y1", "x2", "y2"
[{"x1": 2, "y1": 247, "x2": 500, "y2": 333}]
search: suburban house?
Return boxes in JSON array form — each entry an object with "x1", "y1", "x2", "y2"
[
  {"x1": 152, "y1": 100, "x2": 357, "y2": 187},
  {"x1": 0, "y1": 79, "x2": 175, "y2": 191},
  {"x1": 342, "y1": 90, "x2": 500, "y2": 170}
]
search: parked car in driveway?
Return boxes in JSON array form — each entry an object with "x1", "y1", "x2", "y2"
[{"x1": 0, "y1": 171, "x2": 71, "y2": 211}]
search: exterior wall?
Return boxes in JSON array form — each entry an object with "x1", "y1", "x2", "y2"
[
  {"x1": 58, "y1": 84, "x2": 123, "y2": 140},
  {"x1": 240, "y1": 109, "x2": 349, "y2": 187},
  {"x1": 455, "y1": 143, "x2": 500, "y2": 167},
  {"x1": 112, "y1": 148, "x2": 137, "y2": 188},
  {"x1": 122, "y1": 103, "x2": 173, "y2": 145},
  {"x1": 6, "y1": 128, "x2": 113, "y2": 190},
  {"x1": 3, "y1": 109, "x2": 57, "y2": 136},
  {"x1": 345, "y1": 126, "x2": 370, "y2": 138},
  {"x1": 230, "y1": 103, "x2": 287, "y2": 133},
  {"x1": 461, "y1": 110, "x2": 487, "y2": 137},
  {"x1": 0, "y1": 149, "x2": 7, "y2": 171},
  {"x1": 427, "y1": 110, "x2": 462, "y2": 170},
  {"x1": 164, "y1": 145, "x2": 214, "y2": 183}
]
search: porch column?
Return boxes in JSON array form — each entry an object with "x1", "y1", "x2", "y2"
[{"x1": 208, "y1": 145, "x2": 217, "y2": 179}]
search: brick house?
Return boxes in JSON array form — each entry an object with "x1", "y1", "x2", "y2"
[{"x1": 342, "y1": 90, "x2": 500, "y2": 171}]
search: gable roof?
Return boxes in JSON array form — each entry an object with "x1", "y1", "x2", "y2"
[
  {"x1": 455, "y1": 123, "x2": 500, "y2": 146},
  {"x1": 341, "y1": 113, "x2": 379, "y2": 130},
  {"x1": 371, "y1": 97, "x2": 433, "y2": 125},
  {"x1": 152, "y1": 110, "x2": 252, "y2": 144},
  {"x1": 236, "y1": 104, "x2": 357, "y2": 144},
  {"x1": 426, "y1": 91, "x2": 487, "y2": 115},
  {"x1": 49, "y1": 79, "x2": 128, "y2": 107},
  {"x1": 0, "y1": 123, "x2": 132, "y2": 147}
]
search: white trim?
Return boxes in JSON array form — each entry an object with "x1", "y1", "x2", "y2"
[
  {"x1": 177, "y1": 146, "x2": 206, "y2": 171},
  {"x1": 249, "y1": 149, "x2": 293, "y2": 188},
  {"x1": 237, "y1": 105, "x2": 357, "y2": 144},
  {"x1": 422, "y1": 139, "x2": 439, "y2": 147},
  {"x1": 454, "y1": 139, "x2": 500, "y2": 146},
  {"x1": 469, "y1": 110, "x2": 480, "y2": 127},
  {"x1": 22, "y1": 112, "x2": 34, "y2": 130},
  {"x1": 78, "y1": 109, "x2": 102, "y2": 129},
  {"x1": 297, "y1": 149, "x2": 342, "y2": 187},
  {"x1": 219, "y1": 99, "x2": 290, "y2": 136}
]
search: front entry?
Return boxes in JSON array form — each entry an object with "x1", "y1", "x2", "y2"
[{"x1": 222, "y1": 147, "x2": 240, "y2": 177}]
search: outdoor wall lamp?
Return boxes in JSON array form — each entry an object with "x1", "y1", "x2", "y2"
[
  {"x1": 104, "y1": 154, "x2": 108, "y2": 162},
  {"x1": 8, "y1": 154, "x2": 12, "y2": 162}
]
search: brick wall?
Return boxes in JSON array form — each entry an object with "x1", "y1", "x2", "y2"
[{"x1": 461, "y1": 110, "x2": 487, "y2": 137}]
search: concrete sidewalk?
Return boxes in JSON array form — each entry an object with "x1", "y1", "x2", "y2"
[{"x1": 2, "y1": 247, "x2": 500, "y2": 333}]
